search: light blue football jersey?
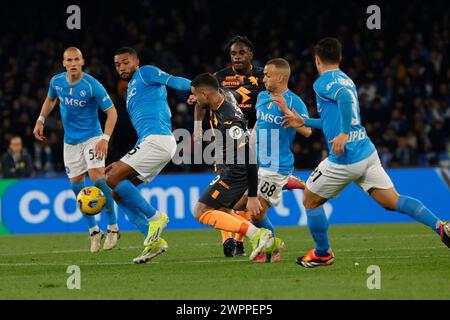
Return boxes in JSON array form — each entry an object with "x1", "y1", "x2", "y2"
[
  {"x1": 256, "y1": 90, "x2": 309, "y2": 175},
  {"x1": 48, "y1": 72, "x2": 113, "y2": 145},
  {"x1": 125, "y1": 65, "x2": 177, "y2": 143},
  {"x1": 313, "y1": 69, "x2": 376, "y2": 164}
]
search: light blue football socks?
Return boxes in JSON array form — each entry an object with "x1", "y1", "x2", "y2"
[
  {"x1": 306, "y1": 207, "x2": 330, "y2": 257},
  {"x1": 94, "y1": 178, "x2": 118, "y2": 226},
  {"x1": 396, "y1": 195, "x2": 441, "y2": 234}
]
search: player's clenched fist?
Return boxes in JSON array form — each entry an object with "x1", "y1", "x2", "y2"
[{"x1": 187, "y1": 94, "x2": 197, "y2": 105}]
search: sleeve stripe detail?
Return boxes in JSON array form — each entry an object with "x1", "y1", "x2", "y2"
[
  {"x1": 316, "y1": 93, "x2": 331, "y2": 102},
  {"x1": 333, "y1": 86, "x2": 346, "y2": 100},
  {"x1": 138, "y1": 68, "x2": 150, "y2": 86},
  {"x1": 165, "y1": 75, "x2": 173, "y2": 86},
  {"x1": 82, "y1": 79, "x2": 94, "y2": 98},
  {"x1": 102, "y1": 105, "x2": 113, "y2": 112}
]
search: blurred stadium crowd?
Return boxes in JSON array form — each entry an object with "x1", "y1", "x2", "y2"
[{"x1": 1, "y1": 0, "x2": 449, "y2": 177}]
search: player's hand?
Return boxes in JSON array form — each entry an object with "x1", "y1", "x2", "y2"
[
  {"x1": 95, "y1": 139, "x2": 108, "y2": 160},
  {"x1": 281, "y1": 109, "x2": 305, "y2": 128},
  {"x1": 271, "y1": 94, "x2": 290, "y2": 114},
  {"x1": 247, "y1": 196, "x2": 263, "y2": 217},
  {"x1": 187, "y1": 94, "x2": 197, "y2": 105},
  {"x1": 193, "y1": 120, "x2": 203, "y2": 144},
  {"x1": 330, "y1": 133, "x2": 349, "y2": 156},
  {"x1": 33, "y1": 121, "x2": 47, "y2": 142}
]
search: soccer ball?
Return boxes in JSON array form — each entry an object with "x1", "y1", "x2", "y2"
[{"x1": 76, "y1": 186, "x2": 106, "y2": 215}]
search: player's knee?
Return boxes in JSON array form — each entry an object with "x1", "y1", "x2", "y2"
[
  {"x1": 382, "y1": 201, "x2": 397, "y2": 211},
  {"x1": 105, "y1": 174, "x2": 120, "y2": 189},
  {"x1": 251, "y1": 211, "x2": 266, "y2": 223},
  {"x1": 193, "y1": 202, "x2": 207, "y2": 220},
  {"x1": 303, "y1": 198, "x2": 319, "y2": 210}
]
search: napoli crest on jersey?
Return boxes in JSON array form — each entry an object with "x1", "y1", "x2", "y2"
[{"x1": 80, "y1": 90, "x2": 87, "y2": 97}]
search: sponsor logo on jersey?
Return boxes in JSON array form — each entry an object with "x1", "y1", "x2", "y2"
[
  {"x1": 248, "y1": 76, "x2": 259, "y2": 86},
  {"x1": 258, "y1": 110, "x2": 283, "y2": 125},
  {"x1": 228, "y1": 126, "x2": 244, "y2": 140},
  {"x1": 60, "y1": 96, "x2": 87, "y2": 107},
  {"x1": 235, "y1": 86, "x2": 251, "y2": 104},
  {"x1": 126, "y1": 87, "x2": 137, "y2": 104},
  {"x1": 325, "y1": 77, "x2": 355, "y2": 91}
]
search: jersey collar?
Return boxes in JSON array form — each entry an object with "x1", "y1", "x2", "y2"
[
  {"x1": 232, "y1": 64, "x2": 253, "y2": 76},
  {"x1": 65, "y1": 72, "x2": 84, "y2": 86}
]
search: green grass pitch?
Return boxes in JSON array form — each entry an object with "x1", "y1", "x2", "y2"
[{"x1": 0, "y1": 223, "x2": 449, "y2": 299}]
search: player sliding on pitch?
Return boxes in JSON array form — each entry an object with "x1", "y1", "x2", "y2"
[
  {"x1": 190, "y1": 73, "x2": 274, "y2": 261},
  {"x1": 34, "y1": 47, "x2": 119, "y2": 253},
  {"x1": 107, "y1": 47, "x2": 191, "y2": 264},
  {"x1": 281, "y1": 38, "x2": 450, "y2": 268}
]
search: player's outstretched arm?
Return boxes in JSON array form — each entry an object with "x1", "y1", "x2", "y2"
[
  {"x1": 272, "y1": 95, "x2": 312, "y2": 137},
  {"x1": 193, "y1": 103, "x2": 206, "y2": 143},
  {"x1": 166, "y1": 75, "x2": 191, "y2": 91},
  {"x1": 140, "y1": 65, "x2": 191, "y2": 91},
  {"x1": 295, "y1": 114, "x2": 312, "y2": 137},
  {"x1": 33, "y1": 95, "x2": 57, "y2": 142}
]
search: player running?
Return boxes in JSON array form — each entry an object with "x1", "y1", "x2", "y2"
[
  {"x1": 234, "y1": 58, "x2": 312, "y2": 262},
  {"x1": 191, "y1": 35, "x2": 304, "y2": 257},
  {"x1": 190, "y1": 73, "x2": 274, "y2": 261},
  {"x1": 281, "y1": 38, "x2": 450, "y2": 268},
  {"x1": 107, "y1": 47, "x2": 191, "y2": 264},
  {"x1": 33, "y1": 47, "x2": 119, "y2": 253}
]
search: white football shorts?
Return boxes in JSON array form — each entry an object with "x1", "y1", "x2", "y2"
[
  {"x1": 257, "y1": 168, "x2": 290, "y2": 206},
  {"x1": 121, "y1": 134, "x2": 177, "y2": 183},
  {"x1": 64, "y1": 135, "x2": 105, "y2": 179},
  {"x1": 306, "y1": 151, "x2": 394, "y2": 199}
]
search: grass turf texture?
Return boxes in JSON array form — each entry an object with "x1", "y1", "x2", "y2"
[{"x1": 0, "y1": 223, "x2": 449, "y2": 300}]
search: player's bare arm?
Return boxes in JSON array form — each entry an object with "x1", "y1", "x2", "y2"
[
  {"x1": 33, "y1": 95, "x2": 58, "y2": 142},
  {"x1": 192, "y1": 102, "x2": 206, "y2": 142},
  {"x1": 271, "y1": 95, "x2": 310, "y2": 136},
  {"x1": 95, "y1": 105, "x2": 118, "y2": 160}
]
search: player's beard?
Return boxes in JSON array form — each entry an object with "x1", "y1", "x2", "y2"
[{"x1": 121, "y1": 73, "x2": 132, "y2": 81}]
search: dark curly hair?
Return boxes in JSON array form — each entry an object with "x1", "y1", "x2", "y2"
[{"x1": 226, "y1": 35, "x2": 255, "y2": 53}]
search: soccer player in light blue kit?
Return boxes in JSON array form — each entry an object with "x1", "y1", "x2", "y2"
[
  {"x1": 281, "y1": 38, "x2": 450, "y2": 268},
  {"x1": 33, "y1": 47, "x2": 119, "y2": 253},
  {"x1": 235, "y1": 58, "x2": 313, "y2": 262},
  {"x1": 108, "y1": 47, "x2": 191, "y2": 263}
]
